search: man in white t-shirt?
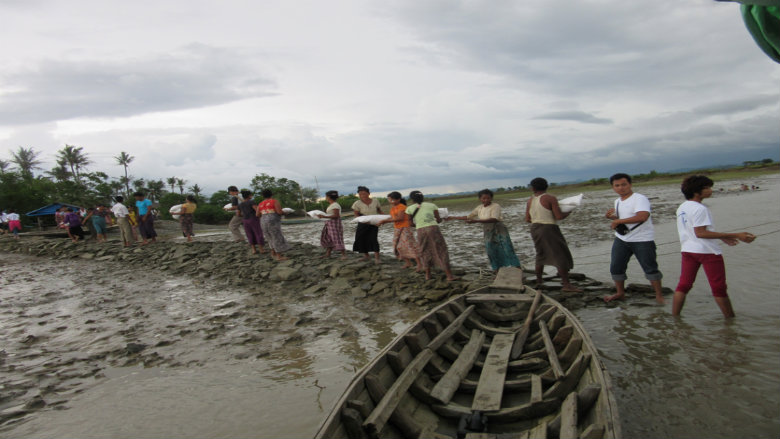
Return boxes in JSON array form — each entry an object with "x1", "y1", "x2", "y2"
[
  {"x1": 111, "y1": 196, "x2": 134, "y2": 247},
  {"x1": 604, "y1": 173, "x2": 664, "y2": 303},
  {"x1": 673, "y1": 175, "x2": 755, "y2": 318}
]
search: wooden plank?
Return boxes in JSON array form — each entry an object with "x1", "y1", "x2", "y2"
[
  {"x1": 559, "y1": 392, "x2": 578, "y2": 439},
  {"x1": 466, "y1": 315, "x2": 521, "y2": 336},
  {"x1": 538, "y1": 320, "x2": 565, "y2": 379},
  {"x1": 471, "y1": 333, "x2": 516, "y2": 411},
  {"x1": 430, "y1": 329, "x2": 485, "y2": 404},
  {"x1": 386, "y1": 345, "x2": 413, "y2": 374},
  {"x1": 580, "y1": 423, "x2": 605, "y2": 439},
  {"x1": 543, "y1": 353, "x2": 591, "y2": 400},
  {"x1": 341, "y1": 408, "x2": 368, "y2": 439},
  {"x1": 363, "y1": 350, "x2": 433, "y2": 437},
  {"x1": 466, "y1": 294, "x2": 534, "y2": 303},
  {"x1": 491, "y1": 266, "x2": 526, "y2": 289},
  {"x1": 510, "y1": 290, "x2": 543, "y2": 359},
  {"x1": 346, "y1": 399, "x2": 372, "y2": 419},
  {"x1": 428, "y1": 305, "x2": 475, "y2": 351},
  {"x1": 528, "y1": 421, "x2": 548, "y2": 439},
  {"x1": 530, "y1": 374, "x2": 542, "y2": 403},
  {"x1": 552, "y1": 325, "x2": 574, "y2": 350}
]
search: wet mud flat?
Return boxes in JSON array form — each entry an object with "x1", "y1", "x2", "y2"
[{"x1": 0, "y1": 237, "x2": 667, "y2": 435}]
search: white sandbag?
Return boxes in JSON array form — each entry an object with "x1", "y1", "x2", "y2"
[
  {"x1": 558, "y1": 193, "x2": 583, "y2": 213},
  {"x1": 437, "y1": 207, "x2": 449, "y2": 218},
  {"x1": 223, "y1": 203, "x2": 233, "y2": 210},
  {"x1": 282, "y1": 207, "x2": 295, "y2": 214},
  {"x1": 307, "y1": 209, "x2": 328, "y2": 220},
  {"x1": 169, "y1": 204, "x2": 182, "y2": 220},
  {"x1": 351, "y1": 214, "x2": 392, "y2": 225}
]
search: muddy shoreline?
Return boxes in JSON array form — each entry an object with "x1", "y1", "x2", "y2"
[{"x1": 0, "y1": 235, "x2": 666, "y2": 432}]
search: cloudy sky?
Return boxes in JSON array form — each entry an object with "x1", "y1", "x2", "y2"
[{"x1": 1, "y1": 0, "x2": 778, "y2": 196}]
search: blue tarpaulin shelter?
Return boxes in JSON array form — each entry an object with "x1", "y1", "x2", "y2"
[{"x1": 25, "y1": 203, "x2": 82, "y2": 217}]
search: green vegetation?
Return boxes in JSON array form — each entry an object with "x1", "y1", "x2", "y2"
[{"x1": 0, "y1": 146, "x2": 321, "y2": 226}]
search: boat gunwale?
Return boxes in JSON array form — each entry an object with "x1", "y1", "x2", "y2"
[{"x1": 313, "y1": 285, "x2": 621, "y2": 439}]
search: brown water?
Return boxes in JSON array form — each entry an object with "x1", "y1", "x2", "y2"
[{"x1": 1, "y1": 175, "x2": 778, "y2": 438}]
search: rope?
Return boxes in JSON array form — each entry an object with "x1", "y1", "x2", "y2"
[
  {"x1": 570, "y1": 220, "x2": 780, "y2": 261},
  {"x1": 571, "y1": 225, "x2": 780, "y2": 267}
]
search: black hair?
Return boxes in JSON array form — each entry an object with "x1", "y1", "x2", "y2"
[
  {"x1": 529, "y1": 177, "x2": 548, "y2": 191},
  {"x1": 387, "y1": 191, "x2": 406, "y2": 205},
  {"x1": 186, "y1": 195, "x2": 197, "y2": 203},
  {"x1": 681, "y1": 175, "x2": 714, "y2": 200},
  {"x1": 66, "y1": 208, "x2": 74, "y2": 212},
  {"x1": 115, "y1": 196, "x2": 124, "y2": 203},
  {"x1": 228, "y1": 186, "x2": 238, "y2": 192},
  {"x1": 325, "y1": 190, "x2": 339, "y2": 200},
  {"x1": 357, "y1": 186, "x2": 370, "y2": 193},
  {"x1": 261, "y1": 189, "x2": 273, "y2": 198},
  {"x1": 477, "y1": 189, "x2": 494, "y2": 198},
  {"x1": 409, "y1": 190, "x2": 424, "y2": 204},
  {"x1": 241, "y1": 190, "x2": 252, "y2": 199},
  {"x1": 609, "y1": 173, "x2": 632, "y2": 184},
  {"x1": 133, "y1": 191, "x2": 145, "y2": 197}
]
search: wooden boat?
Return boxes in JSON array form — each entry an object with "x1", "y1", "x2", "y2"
[{"x1": 314, "y1": 267, "x2": 620, "y2": 439}]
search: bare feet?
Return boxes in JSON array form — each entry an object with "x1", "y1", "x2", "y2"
[
  {"x1": 655, "y1": 295, "x2": 666, "y2": 305},
  {"x1": 604, "y1": 292, "x2": 625, "y2": 303},
  {"x1": 446, "y1": 276, "x2": 461, "y2": 282}
]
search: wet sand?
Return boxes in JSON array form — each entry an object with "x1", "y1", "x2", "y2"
[{"x1": 1, "y1": 174, "x2": 778, "y2": 438}]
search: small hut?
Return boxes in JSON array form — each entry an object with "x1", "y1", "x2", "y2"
[{"x1": 25, "y1": 202, "x2": 83, "y2": 231}]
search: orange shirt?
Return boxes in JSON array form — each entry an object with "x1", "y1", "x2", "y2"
[{"x1": 391, "y1": 204, "x2": 411, "y2": 229}]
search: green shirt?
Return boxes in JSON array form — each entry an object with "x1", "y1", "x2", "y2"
[{"x1": 405, "y1": 202, "x2": 439, "y2": 229}]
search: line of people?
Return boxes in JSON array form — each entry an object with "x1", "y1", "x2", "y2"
[{"x1": 4, "y1": 172, "x2": 758, "y2": 317}]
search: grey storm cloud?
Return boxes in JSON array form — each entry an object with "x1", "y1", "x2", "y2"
[
  {"x1": 533, "y1": 110, "x2": 613, "y2": 124},
  {"x1": 0, "y1": 44, "x2": 276, "y2": 125},
  {"x1": 692, "y1": 94, "x2": 778, "y2": 116}
]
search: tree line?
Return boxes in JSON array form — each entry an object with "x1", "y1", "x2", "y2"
[{"x1": 0, "y1": 145, "x2": 326, "y2": 226}]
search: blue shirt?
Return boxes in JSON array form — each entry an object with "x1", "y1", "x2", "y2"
[{"x1": 136, "y1": 199, "x2": 152, "y2": 215}]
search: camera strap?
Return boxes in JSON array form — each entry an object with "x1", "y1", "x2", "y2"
[{"x1": 616, "y1": 201, "x2": 645, "y2": 231}]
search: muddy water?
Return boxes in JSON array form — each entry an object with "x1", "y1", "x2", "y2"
[{"x1": 1, "y1": 175, "x2": 778, "y2": 438}]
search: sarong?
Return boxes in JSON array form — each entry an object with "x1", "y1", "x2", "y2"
[
  {"x1": 530, "y1": 223, "x2": 573, "y2": 271},
  {"x1": 180, "y1": 213, "x2": 194, "y2": 237},
  {"x1": 69, "y1": 226, "x2": 85, "y2": 239},
  {"x1": 116, "y1": 217, "x2": 133, "y2": 244},
  {"x1": 393, "y1": 227, "x2": 419, "y2": 259},
  {"x1": 242, "y1": 217, "x2": 265, "y2": 246},
  {"x1": 353, "y1": 222, "x2": 379, "y2": 253},
  {"x1": 138, "y1": 215, "x2": 157, "y2": 239},
  {"x1": 8, "y1": 220, "x2": 22, "y2": 233},
  {"x1": 92, "y1": 216, "x2": 107, "y2": 234},
  {"x1": 320, "y1": 218, "x2": 345, "y2": 250},
  {"x1": 483, "y1": 222, "x2": 521, "y2": 271},
  {"x1": 416, "y1": 226, "x2": 450, "y2": 270},
  {"x1": 260, "y1": 213, "x2": 290, "y2": 252}
]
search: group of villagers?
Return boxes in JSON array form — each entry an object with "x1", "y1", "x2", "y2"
[
  {"x1": 53, "y1": 192, "x2": 162, "y2": 246},
  {"x1": 315, "y1": 183, "x2": 578, "y2": 286},
  {"x1": 218, "y1": 182, "x2": 578, "y2": 284}
]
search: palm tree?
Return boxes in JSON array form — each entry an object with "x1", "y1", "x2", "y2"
[
  {"x1": 110, "y1": 180, "x2": 124, "y2": 198},
  {"x1": 176, "y1": 178, "x2": 187, "y2": 195},
  {"x1": 0, "y1": 159, "x2": 10, "y2": 174},
  {"x1": 46, "y1": 159, "x2": 72, "y2": 182},
  {"x1": 167, "y1": 176, "x2": 177, "y2": 193},
  {"x1": 147, "y1": 179, "x2": 166, "y2": 203},
  {"x1": 132, "y1": 178, "x2": 146, "y2": 194},
  {"x1": 188, "y1": 183, "x2": 202, "y2": 198},
  {"x1": 115, "y1": 151, "x2": 134, "y2": 196},
  {"x1": 57, "y1": 144, "x2": 91, "y2": 185},
  {"x1": 10, "y1": 146, "x2": 42, "y2": 179}
]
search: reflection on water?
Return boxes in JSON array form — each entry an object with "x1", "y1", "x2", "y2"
[{"x1": 578, "y1": 307, "x2": 780, "y2": 438}]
